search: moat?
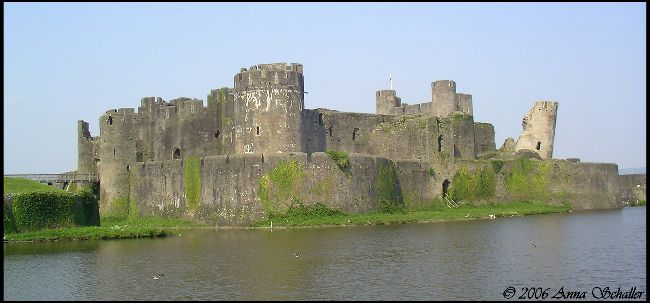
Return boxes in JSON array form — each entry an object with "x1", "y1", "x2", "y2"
[{"x1": 4, "y1": 207, "x2": 646, "y2": 300}]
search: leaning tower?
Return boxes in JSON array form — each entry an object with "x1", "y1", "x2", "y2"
[
  {"x1": 232, "y1": 63, "x2": 305, "y2": 154},
  {"x1": 515, "y1": 101, "x2": 559, "y2": 159}
]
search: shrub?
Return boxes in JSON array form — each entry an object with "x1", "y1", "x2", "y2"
[{"x1": 326, "y1": 150, "x2": 350, "y2": 172}]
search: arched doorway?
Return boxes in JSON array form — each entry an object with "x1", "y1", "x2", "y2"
[
  {"x1": 442, "y1": 179, "x2": 450, "y2": 199},
  {"x1": 172, "y1": 147, "x2": 181, "y2": 159}
]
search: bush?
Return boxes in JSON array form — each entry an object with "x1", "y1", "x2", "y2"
[
  {"x1": 7, "y1": 190, "x2": 100, "y2": 233},
  {"x1": 13, "y1": 192, "x2": 75, "y2": 231}
]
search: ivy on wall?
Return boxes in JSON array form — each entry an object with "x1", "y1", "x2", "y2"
[
  {"x1": 184, "y1": 157, "x2": 202, "y2": 212},
  {"x1": 258, "y1": 160, "x2": 304, "y2": 217},
  {"x1": 449, "y1": 165, "x2": 496, "y2": 202}
]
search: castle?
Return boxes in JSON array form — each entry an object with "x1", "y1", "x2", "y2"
[{"x1": 77, "y1": 63, "x2": 626, "y2": 226}]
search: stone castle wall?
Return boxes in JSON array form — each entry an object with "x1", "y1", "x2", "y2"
[{"x1": 76, "y1": 62, "x2": 625, "y2": 223}]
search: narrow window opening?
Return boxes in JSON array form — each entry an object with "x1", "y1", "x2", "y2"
[
  {"x1": 536, "y1": 141, "x2": 541, "y2": 150},
  {"x1": 318, "y1": 113, "x2": 324, "y2": 125},
  {"x1": 215, "y1": 130, "x2": 221, "y2": 138},
  {"x1": 107, "y1": 116, "x2": 113, "y2": 125},
  {"x1": 173, "y1": 148, "x2": 181, "y2": 159},
  {"x1": 328, "y1": 126, "x2": 333, "y2": 137},
  {"x1": 256, "y1": 126, "x2": 260, "y2": 136},
  {"x1": 113, "y1": 149, "x2": 116, "y2": 155},
  {"x1": 438, "y1": 135, "x2": 443, "y2": 152},
  {"x1": 352, "y1": 128, "x2": 359, "y2": 141},
  {"x1": 126, "y1": 165, "x2": 130, "y2": 171}
]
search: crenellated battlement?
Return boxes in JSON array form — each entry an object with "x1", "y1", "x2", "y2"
[{"x1": 234, "y1": 63, "x2": 304, "y2": 91}]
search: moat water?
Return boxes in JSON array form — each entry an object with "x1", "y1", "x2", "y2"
[{"x1": 4, "y1": 207, "x2": 646, "y2": 300}]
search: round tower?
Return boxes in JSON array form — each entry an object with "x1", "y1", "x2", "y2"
[
  {"x1": 97, "y1": 108, "x2": 138, "y2": 214},
  {"x1": 515, "y1": 101, "x2": 559, "y2": 159},
  {"x1": 376, "y1": 90, "x2": 401, "y2": 115},
  {"x1": 431, "y1": 80, "x2": 457, "y2": 117},
  {"x1": 232, "y1": 63, "x2": 304, "y2": 154}
]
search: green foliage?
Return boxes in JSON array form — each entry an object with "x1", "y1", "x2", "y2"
[
  {"x1": 258, "y1": 160, "x2": 305, "y2": 216},
  {"x1": 250, "y1": 200, "x2": 570, "y2": 228},
  {"x1": 491, "y1": 160, "x2": 505, "y2": 173},
  {"x1": 3, "y1": 203, "x2": 18, "y2": 233},
  {"x1": 449, "y1": 165, "x2": 496, "y2": 202},
  {"x1": 184, "y1": 157, "x2": 202, "y2": 212},
  {"x1": 4, "y1": 177, "x2": 66, "y2": 194},
  {"x1": 71, "y1": 187, "x2": 100, "y2": 226},
  {"x1": 376, "y1": 162, "x2": 404, "y2": 213},
  {"x1": 106, "y1": 197, "x2": 130, "y2": 221},
  {"x1": 264, "y1": 203, "x2": 345, "y2": 225},
  {"x1": 505, "y1": 158, "x2": 550, "y2": 198},
  {"x1": 428, "y1": 167, "x2": 436, "y2": 177},
  {"x1": 449, "y1": 112, "x2": 473, "y2": 121},
  {"x1": 12, "y1": 192, "x2": 75, "y2": 231},
  {"x1": 418, "y1": 119, "x2": 428, "y2": 129},
  {"x1": 310, "y1": 173, "x2": 334, "y2": 197},
  {"x1": 325, "y1": 150, "x2": 350, "y2": 172},
  {"x1": 638, "y1": 200, "x2": 647, "y2": 206}
]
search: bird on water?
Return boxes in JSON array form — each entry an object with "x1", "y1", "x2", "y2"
[{"x1": 153, "y1": 274, "x2": 165, "y2": 280}]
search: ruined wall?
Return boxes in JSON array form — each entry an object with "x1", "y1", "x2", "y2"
[
  {"x1": 515, "y1": 101, "x2": 558, "y2": 159},
  {"x1": 376, "y1": 90, "x2": 401, "y2": 115},
  {"x1": 457, "y1": 93, "x2": 473, "y2": 116},
  {"x1": 232, "y1": 63, "x2": 304, "y2": 154},
  {"x1": 474, "y1": 122, "x2": 496, "y2": 156},
  {"x1": 376, "y1": 80, "x2": 473, "y2": 118},
  {"x1": 618, "y1": 174, "x2": 646, "y2": 205},
  {"x1": 128, "y1": 152, "x2": 403, "y2": 226},
  {"x1": 77, "y1": 120, "x2": 98, "y2": 174}
]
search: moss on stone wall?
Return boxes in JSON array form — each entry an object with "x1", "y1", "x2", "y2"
[
  {"x1": 449, "y1": 165, "x2": 496, "y2": 202},
  {"x1": 258, "y1": 160, "x2": 305, "y2": 216},
  {"x1": 184, "y1": 157, "x2": 201, "y2": 212},
  {"x1": 505, "y1": 158, "x2": 550, "y2": 198},
  {"x1": 325, "y1": 150, "x2": 350, "y2": 172},
  {"x1": 375, "y1": 161, "x2": 402, "y2": 213},
  {"x1": 310, "y1": 173, "x2": 334, "y2": 197}
]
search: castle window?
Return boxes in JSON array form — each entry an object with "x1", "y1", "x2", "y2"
[
  {"x1": 328, "y1": 126, "x2": 333, "y2": 137},
  {"x1": 126, "y1": 165, "x2": 130, "y2": 171},
  {"x1": 438, "y1": 135, "x2": 443, "y2": 152},
  {"x1": 449, "y1": 82, "x2": 452, "y2": 87},
  {"x1": 318, "y1": 113, "x2": 324, "y2": 125},
  {"x1": 256, "y1": 126, "x2": 260, "y2": 136},
  {"x1": 107, "y1": 116, "x2": 113, "y2": 125},
  {"x1": 173, "y1": 148, "x2": 181, "y2": 159},
  {"x1": 536, "y1": 141, "x2": 541, "y2": 150},
  {"x1": 352, "y1": 128, "x2": 359, "y2": 141},
  {"x1": 215, "y1": 131, "x2": 221, "y2": 138}
]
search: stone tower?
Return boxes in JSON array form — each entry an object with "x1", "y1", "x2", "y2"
[
  {"x1": 376, "y1": 90, "x2": 401, "y2": 114},
  {"x1": 77, "y1": 120, "x2": 98, "y2": 174},
  {"x1": 431, "y1": 80, "x2": 458, "y2": 117},
  {"x1": 515, "y1": 101, "x2": 559, "y2": 159},
  {"x1": 97, "y1": 109, "x2": 138, "y2": 213},
  {"x1": 232, "y1": 63, "x2": 305, "y2": 154}
]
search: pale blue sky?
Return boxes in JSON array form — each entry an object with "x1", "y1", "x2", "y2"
[{"x1": 4, "y1": 2, "x2": 646, "y2": 173}]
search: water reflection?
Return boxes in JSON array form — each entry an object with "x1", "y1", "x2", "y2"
[{"x1": 4, "y1": 207, "x2": 646, "y2": 300}]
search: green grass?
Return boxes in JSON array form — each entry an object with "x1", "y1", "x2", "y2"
[
  {"x1": 3, "y1": 217, "x2": 207, "y2": 242},
  {"x1": 4, "y1": 177, "x2": 66, "y2": 194},
  {"x1": 250, "y1": 200, "x2": 571, "y2": 227}
]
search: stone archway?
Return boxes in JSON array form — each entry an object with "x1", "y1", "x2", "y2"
[{"x1": 442, "y1": 179, "x2": 450, "y2": 199}]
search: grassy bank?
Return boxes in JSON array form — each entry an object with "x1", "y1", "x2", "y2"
[
  {"x1": 4, "y1": 177, "x2": 66, "y2": 194},
  {"x1": 250, "y1": 201, "x2": 571, "y2": 228},
  {"x1": 3, "y1": 217, "x2": 207, "y2": 242}
]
